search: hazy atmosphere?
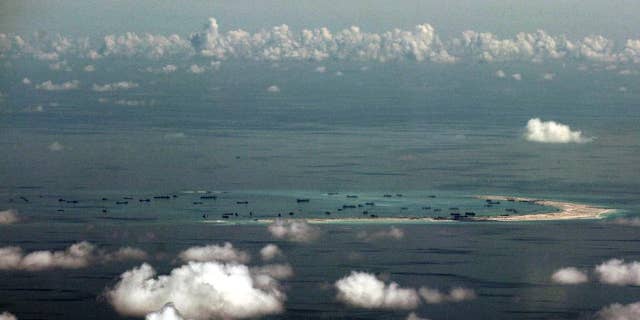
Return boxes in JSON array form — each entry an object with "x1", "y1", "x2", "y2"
[{"x1": 0, "y1": 1, "x2": 639, "y2": 320}]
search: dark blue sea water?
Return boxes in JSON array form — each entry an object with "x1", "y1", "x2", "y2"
[{"x1": 1, "y1": 59, "x2": 639, "y2": 319}]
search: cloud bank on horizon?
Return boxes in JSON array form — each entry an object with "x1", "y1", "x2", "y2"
[{"x1": 2, "y1": 18, "x2": 640, "y2": 65}]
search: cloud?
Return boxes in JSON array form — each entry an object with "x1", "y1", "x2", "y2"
[
  {"x1": 83, "y1": 64, "x2": 95, "y2": 72},
  {"x1": 189, "y1": 64, "x2": 205, "y2": 74},
  {"x1": 35, "y1": 80, "x2": 79, "y2": 91},
  {"x1": 178, "y1": 242, "x2": 250, "y2": 264},
  {"x1": 618, "y1": 69, "x2": 633, "y2": 75},
  {"x1": 0, "y1": 241, "x2": 147, "y2": 271},
  {"x1": 210, "y1": 61, "x2": 221, "y2": 70},
  {"x1": 595, "y1": 259, "x2": 640, "y2": 286},
  {"x1": 495, "y1": 70, "x2": 506, "y2": 78},
  {"x1": 418, "y1": 287, "x2": 476, "y2": 304},
  {"x1": 267, "y1": 219, "x2": 320, "y2": 242},
  {"x1": 266, "y1": 85, "x2": 280, "y2": 93},
  {"x1": 162, "y1": 64, "x2": 177, "y2": 73},
  {"x1": 260, "y1": 244, "x2": 283, "y2": 261},
  {"x1": 335, "y1": 271, "x2": 420, "y2": 310},
  {"x1": 114, "y1": 99, "x2": 150, "y2": 106},
  {"x1": 524, "y1": 118, "x2": 592, "y2": 143},
  {"x1": 0, "y1": 209, "x2": 19, "y2": 225},
  {"x1": 34, "y1": 52, "x2": 59, "y2": 61},
  {"x1": 4, "y1": 17, "x2": 640, "y2": 65},
  {"x1": 512, "y1": 73, "x2": 522, "y2": 81},
  {"x1": 92, "y1": 81, "x2": 139, "y2": 92},
  {"x1": 251, "y1": 264, "x2": 294, "y2": 280},
  {"x1": 106, "y1": 261, "x2": 286, "y2": 319},
  {"x1": 357, "y1": 226, "x2": 405, "y2": 241},
  {"x1": 406, "y1": 312, "x2": 430, "y2": 320},
  {"x1": 608, "y1": 218, "x2": 640, "y2": 227},
  {"x1": 23, "y1": 105, "x2": 44, "y2": 113},
  {"x1": 48, "y1": 141, "x2": 65, "y2": 152},
  {"x1": 145, "y1": 304, "x2": 185, "y2": 320},
  {"x1": 543, "y1": 72, "x2": 555, "y2": 80},
  {"x1": 448, "y1": 287, "x2": 477, "y2": 302},
  {"x1": 164, "y1": 132, "x2": 186, "y2": 139},
  {"x1": 21, "y1": 77, "x2": 30, "y2": 85},
  {"x1": 551, "y1": 267, "x2": 589, "y2": 284},
  {"x1": 315, "y1": 66, "x2": 326, "y2": 73},
  {"x1": 103, "y1": 247, "x2": 149, "y2": 262},
  {"x1": 0, "y1": 312, "x2": 17, "y2": 320},
  {"x1": 596, "y1": 301, "x2": 640, "y2": 320},
  {"x1": 49, "y1": 60, "x2": 71, "y2": 71}
]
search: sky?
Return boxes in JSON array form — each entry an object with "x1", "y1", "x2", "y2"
[{"x1": 1, "y1": 0, "x2": 639, "y2": 41}]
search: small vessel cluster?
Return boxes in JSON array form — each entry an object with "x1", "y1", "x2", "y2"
[{"x1": 3, "y1": 191, "x2": 556, "y2": 223}]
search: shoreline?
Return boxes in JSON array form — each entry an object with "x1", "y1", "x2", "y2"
[
  {"x1": 203, "y1": 195, "x2": 616, "y2": 225},
  {"x1": 473, "y1": 195, "x2": 615, "y2": 222}
]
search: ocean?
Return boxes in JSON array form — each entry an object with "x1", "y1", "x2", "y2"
[{"x1": 1, "y1": 59, "x2": 639, "y2": 319}]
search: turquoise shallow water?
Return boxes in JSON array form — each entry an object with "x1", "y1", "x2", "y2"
[{"x1": 1, "y1": 189, "x2": 561, "y2": 225}]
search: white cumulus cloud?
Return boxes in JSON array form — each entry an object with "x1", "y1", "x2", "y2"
[
  {"x1": 0, "y1": 312, "x2": 17, "y2": 320},
  {"x1": 178, "y1": 242, "x2": 250, "y2": 264},
  {"x1": 92, "y1": 81, "x2": 139, "y2": 92},
  {"x1": 0, "y1": 209, "x2": 19, "y2": 225},
  {"x1": 551, "y1": 267, "x2": 589, "y2": 284},
  {"x1": 189, "y1": 64, "x2": 206, "y2": 74},
  {"x1": 83, "y1": 65, "x2": 95, "y2": 72},
  {"x1": 595, "y1": 259, "x2": 640, "y2": 286},
  {"x1": 260, "y1": 244, "x2": 283, "y2": 261},
  {"x1": 406, "y1": 312, "x2": 430, "y2": 320},
  {"x1": 267, "y1": 219, "x2": 320, "y2": 242},
  {"x1": 106, "y1": 261, "x2": 286, "y2": 319},
  {"x1": 162, "y1": 64, "x2": 177, "y2": 73},
  {"x1": 5, "y1": 18, "x2": 640, "y2": 64},
  {"x1": 251, "y1": 264, "x2": 294, "y2": 280},
  {"x1": 357, "y1": 226, "x2": 405, "y2": 241},
  {"x1": 103, "y1": 247, "x2": 149, "y2": 262},
  {"x1": 418, "y1": 287, "x2": 476, "y2": 304},
  {"x1": 596, "y1": 301, "x2": 640, "y2": 320},
  {"x1": 21, "y1": 77, "x2": 31, "y2": 85},
  {"x1": 266, "y1": 85, "x2": 280, "y2": 93},
  {"x1": 48, "y1": 141, "x2": 65, "y2": 152},
  {"x1": 0, "y1": 241, "x2": 147, "y2": 271},
  {"x1": 524, "y1": 118, "x2": 592, "y2": 143},
  {"x1": 145, "y1": 304, "x2": 185, "y2": 320},
  {"x1": 35, "y1": 80, "x2": 79, "y2": 91},
  {"x1": 609, "y1": 218, "x2": 640, "y2": 227},
  {"x1": 335, "y1": 271, "x2": 420, "y2": 310}
]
